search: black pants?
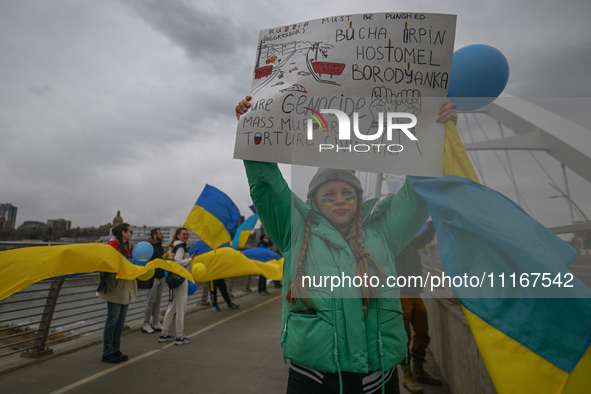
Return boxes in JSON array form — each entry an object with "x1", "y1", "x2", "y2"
[
  {"x1": 258, "y1": 275, "x2": 267, "y2": 293},
  {"x1": 286, "y1": 366, "x2": 399, "y2": 394},
  {"x1": 210, "y1": 279, "x2": 232, "y2": 306}
]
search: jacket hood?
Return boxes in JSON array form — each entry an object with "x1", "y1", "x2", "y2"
[{"x1": 147, "y1": 237, "x2": 162, "y2": 246}]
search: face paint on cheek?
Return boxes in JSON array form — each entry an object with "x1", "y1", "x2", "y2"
[
  {"x1": 345, "y1": 195, "x2": 357, "y2": 206},
  {"x1": 320, "y1": 198, "x2": 335, "y2": 207}
]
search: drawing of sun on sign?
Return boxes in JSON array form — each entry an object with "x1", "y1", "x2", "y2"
[{"x1": 251, "y1": 40, "x2": 345, "y2": 97}]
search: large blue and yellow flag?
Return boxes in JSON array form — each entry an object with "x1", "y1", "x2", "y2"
[
  {"x1": 183, "y1": 184, "x2": 241, "y2": 249},
  {"x1": 231, "y1": 213, "x2": 259, "y2": 249},
  {"x1": 415, "y1": 122, "x2": 591, "y2": 394}
]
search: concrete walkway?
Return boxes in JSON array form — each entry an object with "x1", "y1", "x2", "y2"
[{"x1": 1, "y1": 287, "x2": 449, "y2": 394}]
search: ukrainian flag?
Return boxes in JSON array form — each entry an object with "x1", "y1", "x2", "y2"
[
  {"x1": 183, "y1": 184, "x2": 241, "y2": 249},
  {"x1": 0, "y1": 244, "x2": 194, "y2": 300},
  {"x1": 232, "y1": 213, "x2": 259, "y2": 249},
  {"x1": 187, "y1": 241, "x2": 283, "y2": 282},
  {"x1": 413, "y1": 122, "x2": 591, "y2": 394},
  {"x1": 242, "y1": 247, "x2": 283, "y2": 264}
]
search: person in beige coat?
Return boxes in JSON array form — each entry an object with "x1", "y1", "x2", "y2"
[{"x1": 98, "y1": 222, "x2": 138, "y2": 363}]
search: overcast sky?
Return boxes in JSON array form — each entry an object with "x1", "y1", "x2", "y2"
[{"x1": 1, "y1": 0, "x2": 590, "y2": 231}]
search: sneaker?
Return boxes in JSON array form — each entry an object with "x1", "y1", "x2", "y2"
[
  {"x1": 114, "y1": 350, "x2": 128, "y2": 361},
  {"x1": 175, "y1": 335, "x2": 190, "y2": 346},
  {"x1": 263, "y1": 290, "x2": 271, "y2": 295},
  {"x1": 227, "y1": 303, "x2": 240, "y2": 309},
  {"x1": 158, "y1": 334, "x2": 174, "y2": 343},
  {"x1": 259, "y1": 292, "x2": 268, "y2": 296},
  {"x1": 152, "y1": 322, "x2": 163, "y2": 332},
  {"x1": 212, "y1": 305, "x2": 221, "y2": 312},
  {"x1": 101, "y1": 353, "x2": 121, "y2": 364},
  {"x1": 142, "y1": 322, "x2": 155, "y2": 334}
]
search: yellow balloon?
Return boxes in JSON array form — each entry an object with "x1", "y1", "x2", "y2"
[
  {"x1": 192, "y1": 263, "x2": 206, "y2": 281},
  {"x1": 137, "y1": 268, "x2": 155, "y2": 281}
]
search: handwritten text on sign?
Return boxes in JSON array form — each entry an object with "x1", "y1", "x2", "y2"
[{"x1": 234, "y1": 13, "x2": 457, "y2": 176}]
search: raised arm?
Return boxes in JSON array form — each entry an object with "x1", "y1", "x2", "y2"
[{"x1": 237, "y1": 95, "x2": 292, "y2": 254}]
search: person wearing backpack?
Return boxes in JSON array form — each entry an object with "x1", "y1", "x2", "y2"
[
  {"x1": 158, "y1": 228, "x2": 195, "y2": 346},
  {"x1": 98, "y1": 222, "x2": 137, "y2": 363}
]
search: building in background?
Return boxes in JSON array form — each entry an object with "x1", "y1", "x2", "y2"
[
  {"x1": 47, "y1": 218, "x2": 71, "y2": 231},
  {"x1": 0, "y1": 203, "x2": 17, "y2": 229},
  {"x1": 112, "y1": 211, "x2": 123, "y2": 227}
]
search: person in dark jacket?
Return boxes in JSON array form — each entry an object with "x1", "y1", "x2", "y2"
[
  {"x1": 142, "y1": 228, "x2": 167, "y2": 334},
  {"x1": 395, "y1": 221, "x2": 440, "y2": 394},
  {"x1": 258, "y1": 234, "x2": 271, "y2": 295}
]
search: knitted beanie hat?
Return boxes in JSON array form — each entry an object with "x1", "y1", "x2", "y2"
[{"x1": 307, "y1": 168, "x2": 364, "y2": 200}]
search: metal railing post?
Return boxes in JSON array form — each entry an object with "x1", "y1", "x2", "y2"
[
  {"x1": 228, "y1": 277, "x2": 235, "y2": 298},
  {"x1": 21, "y1": 278, "x2": 65, "y2": 358},
  {"x1": 243, "y1": 275, "x2": 252, "y2": 292},
  {"x1": 199, "y1": 282, "x2": 210, "y2": 306}
]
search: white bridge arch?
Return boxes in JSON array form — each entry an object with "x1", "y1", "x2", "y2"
[{"x1": 362, "y1": 94, "x2": 591, "y2": 232}]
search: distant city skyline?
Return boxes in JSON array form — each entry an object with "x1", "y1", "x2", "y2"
[{"x1": 0, "y1": 203, "x2": 18, "y2": 229}]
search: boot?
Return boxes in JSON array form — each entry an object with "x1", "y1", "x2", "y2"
[
  {"x1": 412, "y1": 358, "x2": 441, "y2": 386},
  {"x1": 401, "y1": 364, "x2": 424, "y2": 394}
]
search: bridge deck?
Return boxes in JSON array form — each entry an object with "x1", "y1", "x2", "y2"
[{"x1": 1, "y1": 288, "x2": 448, "y2": 394}]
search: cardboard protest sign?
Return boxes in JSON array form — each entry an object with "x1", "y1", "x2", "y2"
[{"x1": 234, "y1": 13, "x2": 456, "y2": 176}]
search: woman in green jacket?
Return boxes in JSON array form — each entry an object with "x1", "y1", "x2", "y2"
[{"x1": 236, "y1": 96, "x2": 457, "y2": 394}]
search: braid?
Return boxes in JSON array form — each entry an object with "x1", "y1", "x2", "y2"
[
  {"x1": 287, "y1": 213, "x2": 314, "y2": 309},
  {"x1": 350, "y1": 202, "x2": 385, "y2": 316},
  {"x1": 288, "y1": 197, "x2": 384, "y2": 316}
]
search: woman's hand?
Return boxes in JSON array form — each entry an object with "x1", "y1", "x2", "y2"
[
  {"x1": 236, "y1": 95, "x2": 252, "y2": 120},
  {"x1": 436, "y1": 98, "x2": 458, "y2": 125}
]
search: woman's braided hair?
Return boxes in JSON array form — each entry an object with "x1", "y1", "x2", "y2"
[{"x1": 287, "y1": 197, "x2": 384, "y2": 315}]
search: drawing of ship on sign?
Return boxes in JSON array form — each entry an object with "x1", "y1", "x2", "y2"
[{"x1": 250, "y1": 40, "x2": 343, "y2": 96}]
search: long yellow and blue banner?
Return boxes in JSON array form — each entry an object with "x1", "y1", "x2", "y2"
[
  {"x1": 188, "y1": 241, "x2": 282, "y2": 282},
  {"x1": 0, "y1": 243, "x2": 194, "y2": 301}
]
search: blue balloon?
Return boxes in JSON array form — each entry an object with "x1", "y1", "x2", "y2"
[
  {"x1": 447, "y1": 45, "x2": 509, "y2": 111},
  {"x1": 132, "y1": 242, "x2": 154, "y2": 261},
  {"x1": 187, "y1": 280, "x2": 198, "y2": 295}
]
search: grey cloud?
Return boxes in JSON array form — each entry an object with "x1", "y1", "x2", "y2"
[
  {"x1": 507, "y1": 41, "x2": 591, "y2": 97},
  {"x1": 119, "y1": 0, "x2": 256, "y2": 65}
]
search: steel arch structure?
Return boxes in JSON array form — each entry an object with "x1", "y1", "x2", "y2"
[{"x1": 464, "y1": 94, "x2": 591, "y2": 184}]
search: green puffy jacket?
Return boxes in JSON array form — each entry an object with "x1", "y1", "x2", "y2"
[{"x1": 244, "y1": 160, "x2": 429, "y2": 373}]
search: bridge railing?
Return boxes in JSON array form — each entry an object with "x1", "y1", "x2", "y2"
[{"x1": 0, "y1": 269, "x2": 256, "y2": 359}]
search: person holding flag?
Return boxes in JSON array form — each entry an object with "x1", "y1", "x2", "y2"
[
  {"x1": 235, "y1": 95, "x2": 458, "y2": 394},
  {"x1": 158, "y1": 228, "x2": 195, "y2": 346},
  {"x1": 98, "y1": 223, "x2": 137, "y2": 364},
  {"x1": 258, "y1": 234, "x2": 271, "y2": 295}
]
